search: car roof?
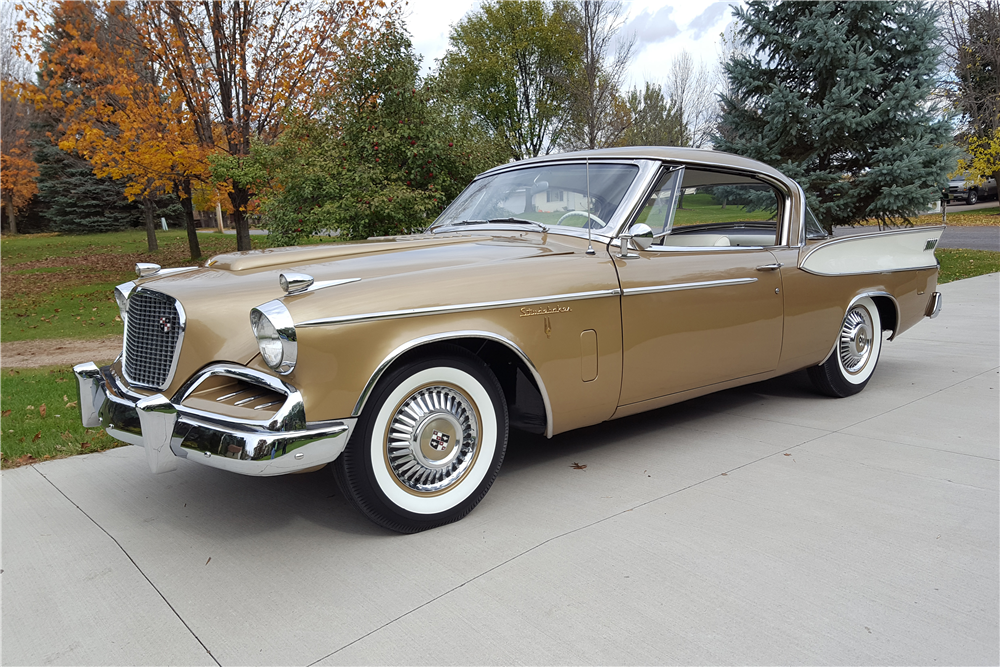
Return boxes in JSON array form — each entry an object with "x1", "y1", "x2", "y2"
[{"x1": 482, "y1": 146, "x2": 794, "y2": 188}]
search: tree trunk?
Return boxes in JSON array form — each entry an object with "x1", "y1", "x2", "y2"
[
  {"x1": 5, "y1": 196, "x2": 18, "y2": 235},
  {"x1": 143, "y1": 196, "x2": 158, "y2": 252},
  {"x1": 230, "y1": 184, "x2": 252, "y2": 251},
  {"x1": 180, "y1": 179, "x2": 201, "y2": 259}
]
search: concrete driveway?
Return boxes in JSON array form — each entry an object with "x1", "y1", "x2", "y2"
[{"x1": 3, "y1": 274, "x2": 998, "y2": 666}]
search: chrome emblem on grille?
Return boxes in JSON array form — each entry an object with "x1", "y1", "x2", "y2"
[
  {"x1": 159, "y1": 317, "x2": 172, "y2": 333},
  {"x1": 429, "y1": 430, "x2": 451, "y2": 451}
]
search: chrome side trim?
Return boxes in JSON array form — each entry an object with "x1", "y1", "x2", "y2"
[
  {"x1": 819, "y1": 291, "x2": 902, "y2": 364},
  {"x1": 640, "y1": 243, "x2": 767, "y2": 253},
  {"x1": 351, "y1": 330, "x2": 556, "y2": 440},
  {"x1": 799, "y1": 225, "x2": 947, "y2": 267},
  {"x1": 799, "y1": 264, "x2": 939, "y2": 278},
  {"x1": 297, "y1": 289, "x2": 622, "y2": 328},
  {"x1": 622, "y1": 278, "x2": 758, "y2": 296}
]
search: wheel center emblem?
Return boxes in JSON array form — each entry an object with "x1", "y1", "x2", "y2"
[
  {"x1": 429, "y1": 429, "x2": 451, "y2": 451},
  {"x1": 159, "y1": 317, "x2": 172, "y2": 333}
]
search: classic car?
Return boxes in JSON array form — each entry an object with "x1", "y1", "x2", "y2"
[
  {"x1": 947, "y1": 173, "x2": 997, "y2": 205},
  {"x1": 74, "y1": 147, "x2": 944, "y2": 533}
]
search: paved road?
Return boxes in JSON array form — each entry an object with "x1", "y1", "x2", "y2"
[
  {"x1": 3, "y1": 275, "x2": 998, "y2": 666},
  {"x1": 948, "y1": 199, "x2": 1000, "y2": 213}
]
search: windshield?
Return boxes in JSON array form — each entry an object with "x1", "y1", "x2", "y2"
[{"x1": 430, "y1": 163, "x2": 640, "y2": 232}]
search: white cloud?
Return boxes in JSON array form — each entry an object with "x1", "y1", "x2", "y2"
[
  {"x1": 686, "y1": 2, "x2": 734, "y2": 39},
  {"x1": 620, "y1": 5, "x2": 681, "y2": 55}
]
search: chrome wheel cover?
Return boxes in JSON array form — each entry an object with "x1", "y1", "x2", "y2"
[
  {"x1": 839, "y1": 305, "x2": 874, "y2": 374},
  {"x1": 385, "y1": 385, "x2": 480, "y2": 494}
]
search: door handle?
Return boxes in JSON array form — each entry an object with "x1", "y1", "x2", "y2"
[{"x1": 756, "y1": 263, "x2": 783, "y2": 271}]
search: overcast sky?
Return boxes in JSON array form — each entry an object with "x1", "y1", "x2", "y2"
[{"x1": 405, "y1": 0, "x2": 738, "y2": 90}]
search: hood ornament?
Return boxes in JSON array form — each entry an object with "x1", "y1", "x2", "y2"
[
  {"x1": 135, "y1": 262, "x2": 161, "y2": 278},
  {"x1": 279, "y1": 273, "x2": 314, "y2": 294}
]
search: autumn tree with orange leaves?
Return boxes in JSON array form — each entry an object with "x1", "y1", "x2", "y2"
[
  {"x1": 2, "y1": 4, "x2": 38, "y2": 235},
  {"x1": 18, "y1": 0, "x2": 398, "y2": 252}
]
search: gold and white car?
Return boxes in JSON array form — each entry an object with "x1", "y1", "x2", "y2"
[{"x1": 75, "y1": 147, "x2": 943, "y2": 532}]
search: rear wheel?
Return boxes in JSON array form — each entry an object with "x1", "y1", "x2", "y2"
[
  {"x1": 334, "y1": 347, "x2": 508, "y2": 533},
  {"x1": 808, "y1": 296, "x2": 883, "y2": 397}
]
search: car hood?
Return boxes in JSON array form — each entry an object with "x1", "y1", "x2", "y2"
[{"x1": 130, "y1": 231, "x2": 602, "y2": 389}]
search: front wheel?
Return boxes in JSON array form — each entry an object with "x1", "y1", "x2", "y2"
[
  {"x1": 967, "y1": 189, "x2": 978, "y2": 205},
  {"x1": 334, "y1": 347, "x2": 508, "y2": 533},
  {"x1": 808, "y1": 296, "x2": 883, "y2": 397}
]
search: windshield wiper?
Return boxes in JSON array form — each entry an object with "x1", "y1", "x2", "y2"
[
  {"x1": 486, "y1": 217, "x2": 547, "y2": 231},
  {"x1": 432, "y1": 218, "x2": 548, "y2": 233}
]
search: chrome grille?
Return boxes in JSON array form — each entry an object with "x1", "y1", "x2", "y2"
[{"x1": 124, "y1": 290, "x2": 183, "y2": 388}]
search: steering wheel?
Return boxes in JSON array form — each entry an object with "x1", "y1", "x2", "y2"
[{"x1": 556, "y1": 210, "x2": 606, "y2": 229}]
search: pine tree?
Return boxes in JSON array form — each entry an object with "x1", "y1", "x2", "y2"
[
  {"x1": 33, "y1": 137, "x2": 143, "y2": 234},
  {"x1": 716, "y1": 1, "x2": 956, "y2": 230}
]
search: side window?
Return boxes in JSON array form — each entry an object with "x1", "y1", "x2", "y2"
[
  {"x1": 634, "y1": 168, "x2": 682, "y2": 235},
  {"x1": 656, "y1": 168, "x2": 781, "y2": 248}
]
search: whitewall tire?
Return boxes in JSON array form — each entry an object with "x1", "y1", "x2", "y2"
[
  {"x1": 334, "y1": 346, "x2": 508, "y2": 532},
  {"x1": 808, "y1": 296, "x2": 883, "y2": 397}
]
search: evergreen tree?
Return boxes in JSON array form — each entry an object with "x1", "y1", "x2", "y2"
[
  {"x1": 33, "y1": 135, "x2": 143, "y2": 233},
  {"x1": 716, "y1": 1, "x2": 956, "y2": 230}
]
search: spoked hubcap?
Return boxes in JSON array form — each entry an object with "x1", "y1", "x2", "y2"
[
  {"x1": 385, "y1": 385, "x2": 480, "y2": 494},
  {"x1": 839, "y1": 305, "x2": 874, "y2": 374}
]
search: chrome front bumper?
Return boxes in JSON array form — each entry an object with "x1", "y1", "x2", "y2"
[{"x1": 73, "y1": 362, "x2": 355, "y2": 476}]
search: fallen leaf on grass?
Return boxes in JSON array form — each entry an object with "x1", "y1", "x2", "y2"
[
  {"x1": 63, "y1": 395, "x2": 69, "y2": 401},
  {"x1": 40, "y1": 404, "x2": 47, "y2": 418},
  {"x1": 80, "y1": 442, "x2": 90, "y2": 449},
  {"x1": 1, "y1": 410, "x2": 10, "y2": 417},
  {"x1": 54, "y1": 378, "x2": 67, "y2": 383},
  {"x1": 25, "y1": 405, "x2": 34, "y2": 411},
  {"x1": 32, "y1": 432, "x2": 41, "y2": 442},
  {"x1": 570, "y1": 462, "x2": 587, "y2": 470},
  {"x1": 16, "y1": 454, "x2": 37, "y2": 465},
  {"x1": 65, "y1": 401, "x2": 77, "y2": 409}
]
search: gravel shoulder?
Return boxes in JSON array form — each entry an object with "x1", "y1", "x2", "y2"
[{"x1": 1, "y1": 335, "x2": 122, "y2": 369}]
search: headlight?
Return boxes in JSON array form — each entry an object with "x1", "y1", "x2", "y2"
[
  {"x1": 114, "y1": 281, "x2": 136, "y2": 322},
  {"x1": 250, "y1": 301, "x2": 297, "y2": 375}
]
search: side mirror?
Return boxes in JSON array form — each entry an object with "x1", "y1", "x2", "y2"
[{"x1": 628, "y1": 223, "x2": 654, "y2": 251}]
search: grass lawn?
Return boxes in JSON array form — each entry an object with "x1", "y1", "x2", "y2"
[
  {"x1": 936, "y1": 248, "x2": 1000, "y2": 283},
  {"x1": 0, "y1": 366, "x2": 124, "y2": 468},
  {"x1": 0, "y1": 230, "x2": 267, "y2": 343}
]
